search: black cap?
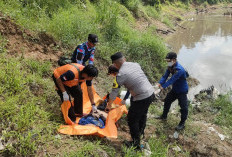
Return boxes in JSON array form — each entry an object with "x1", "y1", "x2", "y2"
[
  {"x1": 88, "y1": 34, "x2": 98, "y2": 44},
  {"x1": 111, "y1": 52, "x2": 123, "y2": 63},
  {"x1": 166, "y1": 52, "x2": 177, "y2": 60},
  {"x1": 108, "y1": 65, "x2": 119, "y2": 75}
]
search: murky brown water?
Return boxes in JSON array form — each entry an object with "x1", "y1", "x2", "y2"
[{"x1": 166, "y1": 11, "x2": 232, "y2": 98}]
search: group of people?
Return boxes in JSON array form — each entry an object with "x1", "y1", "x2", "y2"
[{"x1": 52, "y1": 34, "x2": 189, "y2": 150}]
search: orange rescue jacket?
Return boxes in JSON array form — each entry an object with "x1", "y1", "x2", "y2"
[{"x1": 53, "y1": 63, "x2": 85, "y2": 87}]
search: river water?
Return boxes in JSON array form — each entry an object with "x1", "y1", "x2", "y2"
[{"x1": 166, "y1": 11, "x2": 232, "y2": 98}]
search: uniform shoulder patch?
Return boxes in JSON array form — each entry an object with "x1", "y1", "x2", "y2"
[{"x1": 112, "y1": 77, "x2": 119, "y2": 88}]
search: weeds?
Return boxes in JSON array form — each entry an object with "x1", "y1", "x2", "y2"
[
  {"x1": 211, "y1": 92, "x2": 232, "y2": 128},
  {"x1": 0, "y1": 0, "x2": 168, "y2": 82},
  {"x1": 0, "y1": 51, "x2": 59, "y2": 156}
]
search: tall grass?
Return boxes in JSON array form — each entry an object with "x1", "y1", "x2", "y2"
[
  {"x1": 0, "y1": 48, "x2": 59, "y2": 156},
  {"x1": 0, "y1": 0, "x2": 168, "y2": 82},
  {"x1": 212, "y1": 92, "x2": 232, "y2": 128},
  {"x1": 0, "y1": 39, "x2": 119, "y2": 156}
]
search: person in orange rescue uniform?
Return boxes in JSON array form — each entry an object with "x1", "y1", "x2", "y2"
[{"x1": 52, "y1": 63, "x2": 98, "y2": 123}]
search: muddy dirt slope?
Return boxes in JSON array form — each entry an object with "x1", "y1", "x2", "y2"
[{"x1": 0, "y1": 13, "x2": 63, "y2": 61}]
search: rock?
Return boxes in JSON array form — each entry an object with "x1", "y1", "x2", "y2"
[
  {"x1": 194, "y1": 85, "x2": 220, "y2": 103},
  {"x1": 173, "y1": 131, "x2": 179, "y2": 139},
  {"x1": 208, "y1": 127, "x2": 227, "y2": 141},
  {"x1": 147, "y1": 113, "x2": 156, "y2": 119},
  {"x1": 0, "y1": 138, "x2": 5, "y2": 151},
  {"x1": 54, "y1": 134, "x2": 61, "y2": 140},
  {"x1": 143, "y1": 149, "x2": 152, "y2": 156},
  {"x1": 143, "y1": 142, "x2": 152, "y2": 157},
  {"x1": 172, "y1": 146, "x2": 181, "y2": 152},
  {"x1": 218, "y1": 133, "x2": 226, "y2": 141},
  {"x1": 169, "y1": 135, "x2": 174, "y2": 138}
]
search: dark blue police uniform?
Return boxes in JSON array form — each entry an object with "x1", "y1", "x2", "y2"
[{"x1": 159, "y1": 62, "x2": 189, "y2": 125}]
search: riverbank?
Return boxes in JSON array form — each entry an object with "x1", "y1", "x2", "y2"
[{"x1": 157, "y1": 3, "x2": 232, "y2": 37}]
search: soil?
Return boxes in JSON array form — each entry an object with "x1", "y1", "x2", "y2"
[
  {"x1": 178, "y1": 121, "x2": 232, "y2": 157},
  {"x1": 135, "y1": 17, "x2": 176, "y2": 36},
  {"x1": 0, "y1": 13, "x2": 64, "y2": 62}
]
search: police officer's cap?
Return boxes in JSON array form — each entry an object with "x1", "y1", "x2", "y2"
[
  {"x1": 166, "y1": 52, "x2": 177, "y2": 60},
  {"x1": 88, "y1": 34, "x2": 98, "y2": 44},
  {"x1": 111, "y1": 52, "x2": 123, "y2": 63}
]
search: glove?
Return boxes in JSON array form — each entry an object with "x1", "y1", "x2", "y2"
[
  {"x1": 121, "y1": 100, "x2": 126, "y2": 105},
  {"x1": 92, "y1": 104, "x2": 97, "y2": 112},
  {"x1": 62, "y1": 91, "x2": 69, "y2": 101}
]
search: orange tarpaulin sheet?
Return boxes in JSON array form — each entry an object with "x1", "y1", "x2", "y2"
[{"x1": 58, "y1": 83, "x2": 128, "y2": 138}]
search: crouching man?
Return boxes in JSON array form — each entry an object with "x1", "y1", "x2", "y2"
[{"x1": 53, "y1": 63, "x2": 98, "y2": 123}]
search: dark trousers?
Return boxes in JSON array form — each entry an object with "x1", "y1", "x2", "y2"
[
  {"x1": 162, "y1": 90, "x2": 188, "y2": 124},
  {"x1": 127, "y1": 94, "x2": 155, "y2": 146},
  {"x1": 52, "y1": 75, "x2": 83, "y2": 122}
]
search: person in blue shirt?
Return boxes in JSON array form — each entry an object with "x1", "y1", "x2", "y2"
[
  {"x1": 156, "y1": 52, "x2": 189, "y2": 131},
  {"x1": 71, "y1": 34, "x2": 98, "y2": 66}
]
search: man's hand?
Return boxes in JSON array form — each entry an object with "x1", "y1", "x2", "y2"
[
  {"x1": 62, "y1": 91, "x2": 69, "y2": 101},
  {"x1": 105, "y1": 104, "x2": 112, "y2": 112},
  {"x1": 92, "y1": 104, "x2": 97, "y2": 112},
  {"x1": 158, "y1": 83, "x2": 164, "y2": 90}
]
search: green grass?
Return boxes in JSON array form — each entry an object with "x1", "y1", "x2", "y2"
[
  {"x1": 211, "y1": 92, "x2": 232, "y2": 128},
  {"x1": 0, "y1": 0, "x2": 168, "y2": 83},
  {"x1": 0, "y1": 36, "x2": 116, "y2": 156},
  {"x1": 0, "y1": 45, "x2": 59, "y2": 156},
  {"x1": 188, "y1": 91, "x2": 232, "y2": 130}
]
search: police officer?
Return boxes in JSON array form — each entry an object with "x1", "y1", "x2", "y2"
[
  {"x1": 107, "y1": 65, "x2": 130, "y2": 104},
  {"x1": 71, "y1": 34, "x2": 98, "y2": 66},
  {"x1": 156, "y1": 52, "x2": 189, "y2": 131},
  {"x1": 106, "y1": 52, "x2": 154, "y2": 150},
  {"x1": 53, "y1": 64, "x2": 98, "y2": 122}
]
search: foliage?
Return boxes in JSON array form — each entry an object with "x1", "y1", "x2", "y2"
[
  {"x1": 1, "y1": 0, "x2": 169, "y2": 82},
  {"x1": 0, "y1": 50, "x2": 59, "y2": 155},
  {"x1": 212, "y1": 92, "x2": 232, "y2": 128}
]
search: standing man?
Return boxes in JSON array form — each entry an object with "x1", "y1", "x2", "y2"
[
  {"x1": 53, "y1": 64, "x2": 98, "y2": 123},
  {"x1": 156, "y1": 52, "x2": 189, "y2": 131},
  {"x1": 71, "y1": 34, "x2": 98, "y2": 66},
  {"x1": 106, "y1": 52, "x2": 154, "y2": 150}
]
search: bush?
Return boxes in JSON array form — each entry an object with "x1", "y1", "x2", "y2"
[
  {"x1": 127, "y1": 32, "x2": 167, "y2": 82},
  {"x1": 212, "y1": 92, "x2": 232, "y2": 128},
  {"x1": 48, "y1": 4, "x2": 98, "y2": 45},
  {"x1": 120, "y1": 0, "x2": 141, "y2": 14}
]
